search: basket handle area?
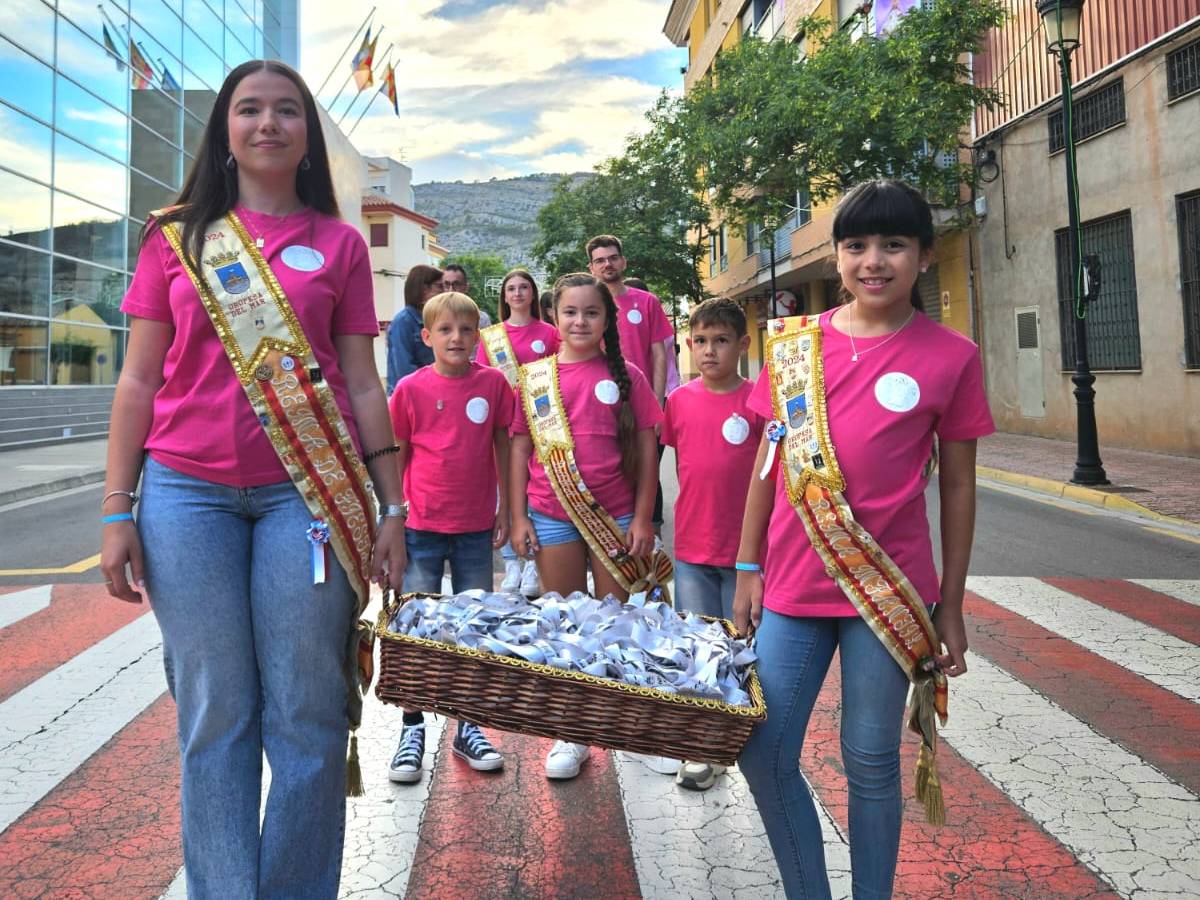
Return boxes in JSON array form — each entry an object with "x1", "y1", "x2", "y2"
[{"x1": 376, "y1": 590, "x2": 445, "y2": 636}]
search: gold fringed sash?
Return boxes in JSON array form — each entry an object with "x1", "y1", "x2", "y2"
[
  {"x1": 765, "y1": 314, "x2": 948, "y2": 825},
  {"x1": 519, "y1": 356, "x2": 672, "y2": 596},
  {"x1": 481, "y1": 322, "x2": 520, "y2": 387},
  {"x1": 157, "y1": 211, "x2": 377, "y2": 795}
]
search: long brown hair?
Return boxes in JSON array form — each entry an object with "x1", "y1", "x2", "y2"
[
  {"x1": 552, "y1": 273, "x2": 638, "y2": 480},
  {"x1": 499, "y1": 269, "x2": 541, "y2": 321},
  {"x1": 144, "y1": 60, "x2": 338, "y2": 269}
]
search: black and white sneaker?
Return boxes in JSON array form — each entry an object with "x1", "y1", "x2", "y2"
[
  {"x1": 388, "y1": 722, "x2": 426, "y2": 783},
  {"x1": 453, "y1": 721, "x2": 504, "y2": 771}
]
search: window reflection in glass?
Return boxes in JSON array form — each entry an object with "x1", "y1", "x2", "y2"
[
  {"x1": 55, "y1": 76, "x2": 130, "y2": 161},
  {"x1": 0, "y1": 0, "x2": 55, "y2": 61},
  {"x1": 56, "y1": 14, "x2": 129, "y2": 114},
  {"x1": 185, "y1": 2, "x2": 224, "y2": 63},
  {"x1": 52, "y1": 255, "x2": 127, "y2": 327},
  {"x1": 53, "y1": 193, "x2": 129, "y2": 273},
  {"x1": 0, "y1": 39, "x2": 54, "y2": 121},
  {"x1": 0, "y1": 171, "x2": 51, "y2": 250},
  {"x1": 50, "y1": 318, "x2": 124, "y2": 385},
  {"x1": 54, "y1": 133, "x2": 128, "y2": 215},
  {"x1": 132, "y1": 87, "x2": 183, "y2": 146},
  {"x1": 184, "y1": 25, "x2": 222, "y2": 90},
  {"x1": 131, "y1": 121, "x2": 182, "y2": 190},
  {"x1": 183, "y1": 108, "x2": 207, "y2": 154},
  {"x1": 225, "y1": 27, "x2": 253, "y2": 68},
  {"x1": 0, "y1": 106, "x2": 53, "y2": 183},
  {"x1": 131, "y1": 0, "x2": 184, "y2": 64},
  {"x1": 0, "y1": 315, "x2": 48, "y2": 386},
  {"x1": 0, "y1": 242, "x2": 51, "y2": 318},
  {"x1": 129, "y1": 169, "x2": 176, "y2": 222}
]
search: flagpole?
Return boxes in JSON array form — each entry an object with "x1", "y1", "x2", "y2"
[
  {"x1": 346, "y1": 86, "x2": 387, "y2": 138},
  {"x1": 337, "y1": 43, "x2": 393, "y2": 126},
  {"x1": 327, "y1": 24, "x2": 386, "y2": 116},
  {"x1": 315, "y1": 6, "x2": 376, "y2": 97}
]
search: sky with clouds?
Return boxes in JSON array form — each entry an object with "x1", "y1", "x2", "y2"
[{"x1": 300, "y1": 0, "x2": 687, "y2": 184}]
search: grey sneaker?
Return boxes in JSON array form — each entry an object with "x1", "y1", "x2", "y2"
[
  {"x1": 388, "y1": 722, "x2": 426, "y2": 784},
  {"x1": 676, "y1": 760, "x2": 726, "y2": 791}
]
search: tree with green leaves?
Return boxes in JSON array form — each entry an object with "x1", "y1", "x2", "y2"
[
  {"x1": 439, "y1": 251, "x2": 509, "y2": 321},
  {"x1": 678, "y1": 0, "x2": 1006, "y2": 232},
  {"x1": 533, "y1": 95, "x2": 710, "y2": 308}
]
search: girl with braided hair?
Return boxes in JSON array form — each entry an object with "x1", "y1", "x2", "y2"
[{"x1": 510, "y1": 273, "x2": 663, "y2": 780}]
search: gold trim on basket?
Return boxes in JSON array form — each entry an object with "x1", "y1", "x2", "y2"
[{"x1": 375, "y1": 593, "x2": 766, "y2": 719}]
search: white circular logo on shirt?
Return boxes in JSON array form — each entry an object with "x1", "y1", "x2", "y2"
[
  {"x1": 531, "y1": 339, "x2": 546, "y2": 354},
  {"x1": 280, "y1": 245, "x2": 325, "y2": 272},
  {"x1": 594, "y1": 379, "x2": 620, "y2": 405},
  {"x1": 626, "y1": 308, "x2": 643, "y2": 325},
  {"x1": 874, "y1": 372, "x2": 920, "y2": 413},
  {"x1": 465, "y1": 396, "x2": 490, "y2": 424},
  {"x1": 722, "y1": 413, "x2": 750, "y2": 446}
]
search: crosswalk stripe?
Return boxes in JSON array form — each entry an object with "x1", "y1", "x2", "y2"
[
  {"x1": 0, "y1": 585, "x2": 51, "y2": 630},
  {"x1": 0, "y1": 613, "x2": 165, "y2": 832},
  {"x1": 943, "y1": 653, "x2": 1200, "y2": 898},
  {"x1": 966, "y1": 591, "x2": 1200, "y2": 794},
  {"x1": 1131, "y1": 579, "x2": 1200, "y2": 608},
  {"x1": 968, "y1": 576, "x2": 1200, "y2": 703},
  {"x1": 1045, "y1": 578, "x2": 1200, "y2": 646}
]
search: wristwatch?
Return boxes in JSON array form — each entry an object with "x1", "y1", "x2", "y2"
[{"x1": 380, "y1": 502, "x2": 409, "y2": 519}]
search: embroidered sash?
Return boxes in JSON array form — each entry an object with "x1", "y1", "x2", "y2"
[
  {"x1": 519, "y1": 356, "x2": 672, "y2": 597},
  {"x1": 765, "y1": 314, "x2": 948, "y2": 825},
  {"x1": 481, "y1": 322, "x2": 520, "y2": 387},
  {"x1": 156, "y1": 212, "x2": 377, "y2": 789}
]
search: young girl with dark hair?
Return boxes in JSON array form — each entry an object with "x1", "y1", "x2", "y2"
[
  {"x1": 509, "y1": 273, "x2": 665, "y2": 781},
  {"x1": 734, "y1": 179, "x2": 994, "y2": 899},
  {"x1": 475, "y1": 269, "x2": 560, "y2": 596},
  {"x1": 100, "y1": 60, "x2": 406, "y2": 899}
]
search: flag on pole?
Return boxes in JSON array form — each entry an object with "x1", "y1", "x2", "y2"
[
  {"x1": 380, "y1": 63, "x2": 398, "y2": 115},
  {"x1": 353, "y1": 30, "x2": 378, "y2": 90},
  {"x1": 159, "y1": 59, "x2": 181, "y2": 92},
  {"x1": 128, "y1": 39, "x2": 154, "y2": 89},
  {"x1": 101, "y1": 24, "x2": 124, "y2": 71}
]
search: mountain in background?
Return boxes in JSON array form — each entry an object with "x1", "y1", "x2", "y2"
[{"x1": 413, "y1": 173, "x2": 590, "y2": 272}]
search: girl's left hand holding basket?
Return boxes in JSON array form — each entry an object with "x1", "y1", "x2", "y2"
[{"x1": 372, "y1": 515, "x2": 407, "y2": 591}]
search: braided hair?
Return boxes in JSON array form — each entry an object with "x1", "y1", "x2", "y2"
[{"x1": 552, "y1": 273, "x2": 639, "y2": 480}]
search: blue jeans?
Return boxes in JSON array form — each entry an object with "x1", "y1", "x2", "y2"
[
  {"x1": 674, "y1": 560, "x2": 736, "y2": 619},
  {"x1": 402, "y1": 528, "x2": 494, "y2": 593},
  {"x1": 138, "y1": 456, "x2": 358, "y2": 900},
  {"x1": 739, "y1": 609, "x2": 911, "y2": 900}
]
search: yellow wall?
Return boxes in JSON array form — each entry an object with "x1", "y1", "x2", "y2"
[{"x1": 933, "y1": 231, "x2": 972, "y2": 337}]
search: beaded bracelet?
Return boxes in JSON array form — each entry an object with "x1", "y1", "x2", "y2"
[{"x1": 363, "y1": 445, "x2": 401, "y2": 464}]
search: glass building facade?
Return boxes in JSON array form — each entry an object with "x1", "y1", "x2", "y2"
[{"x1": 0, "y1": 0, "x2": 297, "y2": 392}]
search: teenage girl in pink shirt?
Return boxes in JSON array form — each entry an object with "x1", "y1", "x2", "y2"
[
  {"x1": 509, "y1": 272, "x2": 663, "y2": 780},
  {"x1": 475, "y1": 269, "x2": 560, "y2": 597},
  {"x1": 734, "y1": 180, "x2": 995, "y2": 899}
]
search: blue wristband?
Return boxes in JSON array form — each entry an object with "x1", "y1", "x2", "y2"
[
  {"x1": 102, "y1": 512, "x2": 134, "y2": 524},
  {"x1": 734, "y1": 561, "x2": 761, "y2": 573}
]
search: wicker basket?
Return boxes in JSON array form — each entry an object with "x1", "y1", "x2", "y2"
[{"x1": 375, "y1": 592, "x2": 767, "y2": 765}]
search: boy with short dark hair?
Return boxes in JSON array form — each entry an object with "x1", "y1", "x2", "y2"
[{"x1": 662, "y1": 297, "x2": 765, "y2": 791}]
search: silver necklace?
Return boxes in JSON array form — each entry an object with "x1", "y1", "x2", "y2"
[
  {"x1": 845, "y1": 305, "x2": 916, "y2": 362},
  {"x1": 241, "y1": 205, "x2": 302, "y2": 250}
]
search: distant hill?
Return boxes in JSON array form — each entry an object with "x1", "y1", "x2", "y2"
[{"x1": 413, "y1": 173, "x2": 590, "y2": 272}]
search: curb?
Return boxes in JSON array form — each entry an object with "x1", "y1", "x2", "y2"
[
  {"x1": 976, "y1": 466, "x2": 1198, "y2": 529},
  {"x1": 0, "y1": 470, "x2": 106, "y2": 508}
]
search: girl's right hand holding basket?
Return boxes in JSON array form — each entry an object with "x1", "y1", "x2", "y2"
[
  {"x1": 101, "y1": 521, "x2": 146, "y2": 605},
  {"x1": 733, "y1": 569, "x2": 763, "y2": 637}
]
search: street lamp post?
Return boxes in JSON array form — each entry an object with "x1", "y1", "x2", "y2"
[{"x1": 1037, "y1": 0, "x2": 1108, "y2": 485}]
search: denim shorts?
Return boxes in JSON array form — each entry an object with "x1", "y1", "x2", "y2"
[{"x1": 528, "y1": 508, "x2": 634, "y2": 546}]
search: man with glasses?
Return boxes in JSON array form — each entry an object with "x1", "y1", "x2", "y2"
[{"x1": 442, "y1": 263, "x2": 491, "y2": 327}]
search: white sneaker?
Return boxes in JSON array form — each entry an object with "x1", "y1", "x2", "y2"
[
  {"x1": 545, "y1": 740, "x2": 589, "y2": 779},
  {"x1": 500, "y1": 559, "x2": 523, "y2": 593},
  {"x1": 520, "y1": 559, "x2": 541, "y2": 597},
  {"x1": 675, "y1": 760, "x2": 726, "y2": 791}
]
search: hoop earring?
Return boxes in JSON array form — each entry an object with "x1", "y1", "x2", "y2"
[
  {"x1": 225, "y1": 152, "x2": 236, "y2": 170},
  {"x1": 300, "y1": 155, "x2": 311, "y2": 171}
]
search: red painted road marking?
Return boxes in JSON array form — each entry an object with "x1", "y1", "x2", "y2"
[
  {"x1": 405, "y1": 727, "x2": 642, "y2": 899},
  {"x1": 0, "y1": 584, "x2": 148, "y2": 703},
  {"x1": 801, "y1": 662, "x2": 1118, "y2": 899},
  {"x1": 966, "y1": 590, "x2": 1200, "y2": 793},
  {"x1": 1044, "y1": 578, "x2": 1200, "y2": 646},
  {"x1": 0, "y1": 693, "x2": 181, "y2": 900}
]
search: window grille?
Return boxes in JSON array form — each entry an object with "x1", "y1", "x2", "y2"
[
  {"x1": 1054, "y1": 211, "x2": 1141, "y2": 371},
  {"x1": 1048, "y1": 79, "x2": 1125, "y2": 153},
  {"x1": 917, "y1": 266, "x2": 940, "y2": 322},
  {"x1": 1167, "y1": 37, "x2": 1200, "y2": 102},
  {"x1": 1177, "y1": 191, "x2": 1200, "y2": 368},
  {"x1": 1016, "y1": 310, "x2": 1039, "y2": 349}
]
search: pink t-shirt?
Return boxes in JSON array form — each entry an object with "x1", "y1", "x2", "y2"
[
  {"x1": 474, "y1": 318, "x2": 560, "y2": 367},
  {"x1": 747, "y1": 311, "x2": 995, "y2": 617},
  {"x1": 663, "y1": 378, "x2": 765, "y2": 566},
  {"x1": 613, "y1": 287, "x2": 673, "y2": 388},
  {"x1": 121, "y1": 208, "x2": 379, "y2": 487},
  {"x1": 513, "y1": 356, "x2": 663, "y2": 520},
  {"x1": 389, "y1": 363, "x2": 514, "y2": 534}
]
